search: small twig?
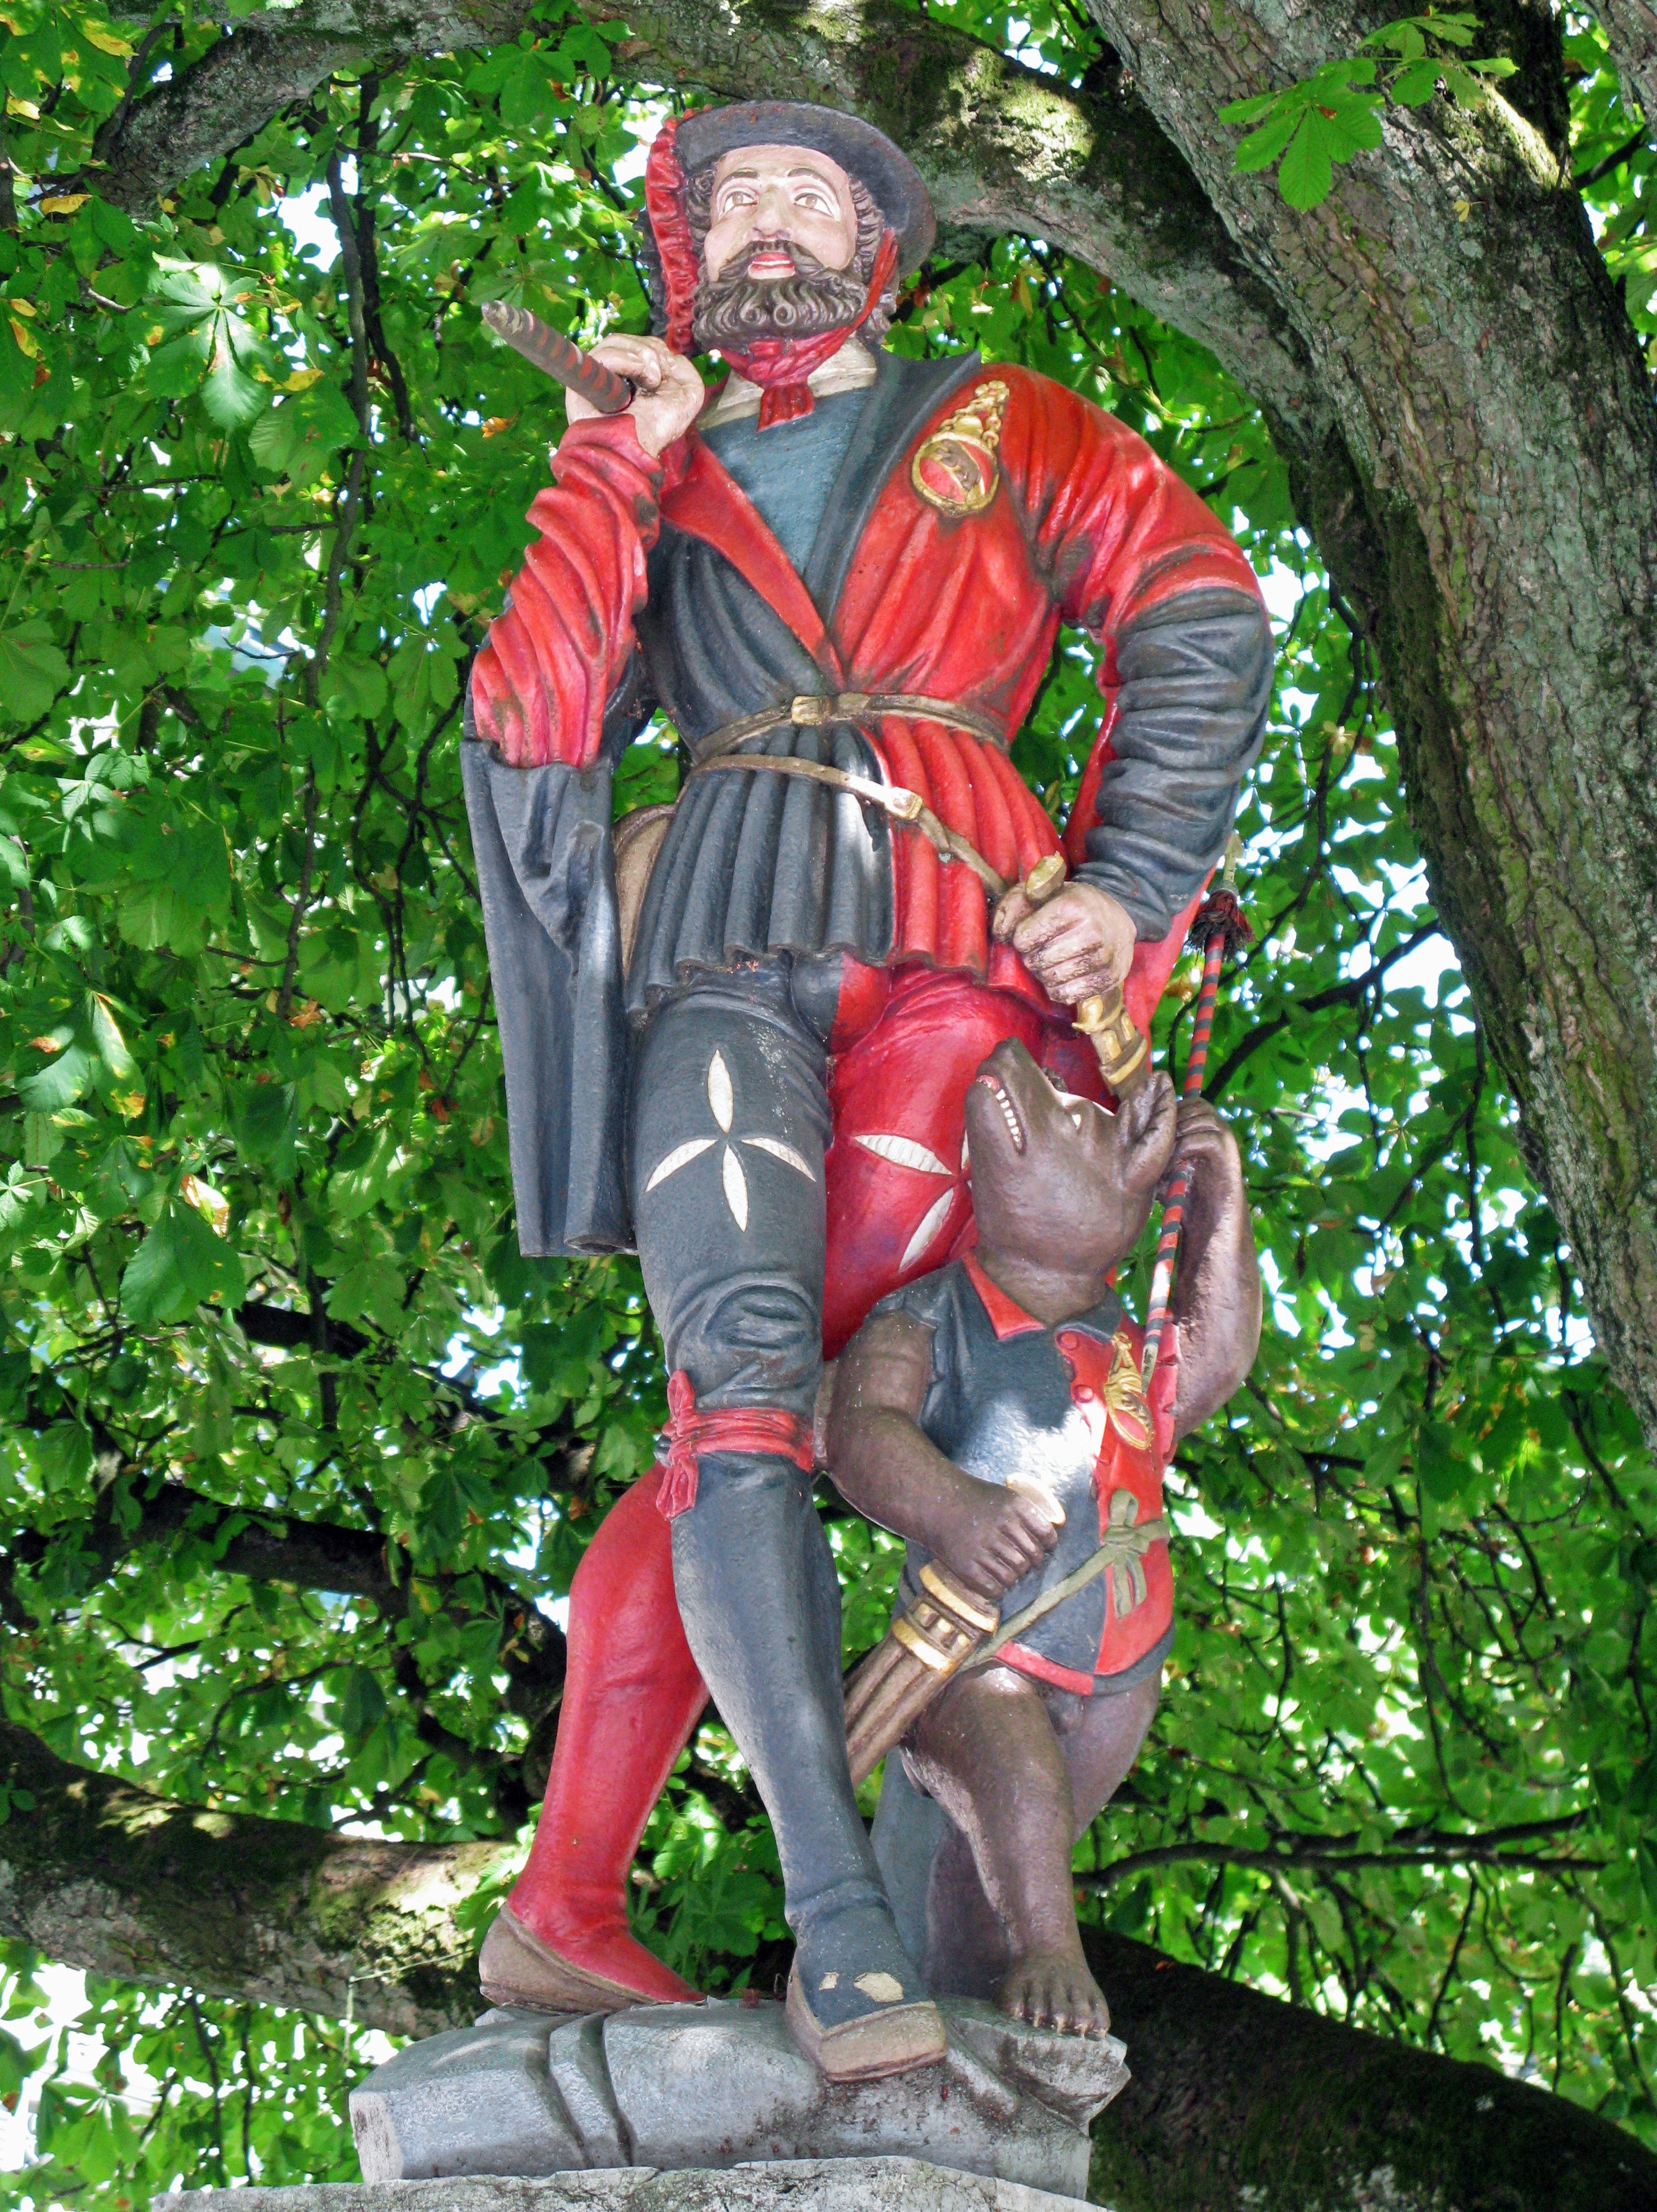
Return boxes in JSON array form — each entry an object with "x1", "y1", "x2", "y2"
[{"x1": 275, "y1": 767, "x2": 320, "y2": 1022}]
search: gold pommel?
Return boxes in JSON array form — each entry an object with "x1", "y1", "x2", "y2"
[{"x1": 919, "y1": 1562, "x2": 999, "y2": 1634}]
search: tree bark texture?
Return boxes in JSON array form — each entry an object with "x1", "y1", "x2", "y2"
[
  {"x1": 1597, "y1": 0, "x2": 1657, "y2": 133},
  {"x1": 0, "y1": 1719, "x2": 491, "y2": 2038},
  {"x1": 6, "y1": 1718, "x2": 1654, "y2": 2212}
]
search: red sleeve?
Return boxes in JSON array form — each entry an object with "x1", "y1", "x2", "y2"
[
  {"x1": 999, "y1": 367, "x2": 1262, "y2": 657},
  {"x1": 468, "y1": 417, "x2": 668, "y2": 769},
  {"x1": 1004, "y1": 369, "x2": 1271, "y2": 950}
]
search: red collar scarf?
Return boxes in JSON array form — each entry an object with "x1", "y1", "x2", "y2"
[{"x1": 644, "y1": 112, "x2": 899, "y2": 431}]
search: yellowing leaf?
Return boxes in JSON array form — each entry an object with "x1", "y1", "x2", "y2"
[
  {"x1": 38, "y1": 195, "x2": 90, "y2": 215},
  {"x1": 8, "y1": 298, "x2": 36, "y2": 317},
  {"x1": 283, "y1": 366, "x2": 323, "y2": 391},
  {"x1": 6, "y1": 96, "x2": 39, "y2": 119},
  {"x1": 83, "y1": 23, "x2": 134, "y2": 53},
  {"x1": 9, "y1": 318, "x2": 37, "y2": 358},
  {"x1": 180, "y1": 1171, "x2": 230, "y2": 1227}
]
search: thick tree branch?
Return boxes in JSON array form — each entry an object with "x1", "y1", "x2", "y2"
[
  {"x1": 79, "y1": 22, "x2": 366, "y2": 215},
  {"x1": 0, "y1": 1717, "x2": 488, "y2": 2037},
  {"x1": 1594, "y1": 0, "x2": 1657, "y2": 133},
  {"x1": 1088, "y1": 1927, "x2": 1657, "y2": 2212}
]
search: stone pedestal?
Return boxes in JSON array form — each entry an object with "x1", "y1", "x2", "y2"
[
  {"x1": 159, "y1": 2153, "x2": 1109, "y2": 2212},
  {"x1": 347, "y1": 1998, "x2": 1123, "y2": 2202}
]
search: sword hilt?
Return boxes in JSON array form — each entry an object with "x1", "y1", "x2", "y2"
[{"x1": 1021, "y1": 853, "x2": 1150, "y2": 1098}]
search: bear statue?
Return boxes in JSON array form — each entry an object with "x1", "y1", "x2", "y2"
[{"x1": 827, "y1": 1036, "x2": 1261, "y2": 2040}]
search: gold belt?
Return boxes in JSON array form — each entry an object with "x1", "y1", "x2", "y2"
[{"x1": 688, "y1": 693, "x2": 1012, "y2": 899}]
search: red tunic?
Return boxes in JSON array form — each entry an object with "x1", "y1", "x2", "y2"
[{"x1": 469, "y1": 361, "x2": 1262, "y2": 1013}]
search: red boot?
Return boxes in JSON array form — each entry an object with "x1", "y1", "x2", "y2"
[{"x1": 479, "y1": 1465, "x2": 709, "y2": 2012}]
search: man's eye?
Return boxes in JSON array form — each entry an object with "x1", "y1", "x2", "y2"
[
  {"x1": 794, "y1": 188, "x2": 833, "y2": 212},
  {"x1": 718, "y1": 189, "x2": 756, "y2": 213}
]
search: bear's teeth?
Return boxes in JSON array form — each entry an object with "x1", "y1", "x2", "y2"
[{"x1": 977, "y1": 1074, "x2": 1024, "y2": 1153}]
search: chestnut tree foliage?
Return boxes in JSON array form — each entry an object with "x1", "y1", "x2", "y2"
[{"x1": 0, "y1": 1, "x2": 1655, "y2": 2205}]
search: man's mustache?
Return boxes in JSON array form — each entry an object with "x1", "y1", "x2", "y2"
[
  {"x1": 692, "y1": 239, "x2": 870, "y2": 349},
  {"x1": 720, "y1": 237, "x2": 841, "y2": 282}
]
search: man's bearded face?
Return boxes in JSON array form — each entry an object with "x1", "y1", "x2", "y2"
[
  {"x1": 692, "y1": 239, "x2": 871, "y2": 350},
  {"x1": 691, "y1": 143, "x2": 869, "y2": 352}
]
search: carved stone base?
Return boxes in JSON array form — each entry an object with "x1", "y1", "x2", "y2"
[
  {"x1": 160, "y1": 2154, "x2": 1111, "y2": 2212},
  {"x1": 346, "y1": 1998, "x2": 1124, "y2": 2201}
]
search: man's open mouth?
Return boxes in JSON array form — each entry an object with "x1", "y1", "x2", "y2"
[{"x1": 973, "y1": 1073, "x2": 1025, "y2": 1155}]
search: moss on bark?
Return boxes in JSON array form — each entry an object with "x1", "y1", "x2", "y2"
[{"x1": 0, "y1": 1719, "x2": 493, "y2": 2037}]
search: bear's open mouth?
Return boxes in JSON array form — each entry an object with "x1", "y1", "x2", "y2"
[{"x1": 973, "y1": 1073, "x2": 1025, "y2": 1154}]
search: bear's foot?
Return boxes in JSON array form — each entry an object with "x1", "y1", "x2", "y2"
[{"x1": 996, "y1": 1948, "x2": 1112, "y2": 2038}]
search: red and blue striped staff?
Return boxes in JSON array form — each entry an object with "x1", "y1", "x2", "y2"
[{"x1": 1140, "y1": 835, "x2": 1250, "y2": 1394}]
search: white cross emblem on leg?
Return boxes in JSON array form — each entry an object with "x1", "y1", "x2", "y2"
[{"x1": 643, "y1": 1050, "x2": 816, "y2": 1231}]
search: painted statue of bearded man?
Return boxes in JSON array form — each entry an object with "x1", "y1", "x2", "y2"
[{"x1": 462, "y1": 102, "x2": 1273, "y2": 2081}]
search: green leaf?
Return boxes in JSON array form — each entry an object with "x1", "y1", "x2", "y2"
[
  {"x1": 17, "y1": 1033, "x2": 97, "y2": 1112},
  {"x1": 122, "y1": 1199, "x2": 246, "y2": 1325},
  {"x1": 1234, "y1": 104, "x2": 1307, "y2": 172},
  {"x1": 202, "y1": 341, "x2": 270, "y2": 430},
  {"x1": 1278, "y1": 115, "x2": 1337, "y2": 209},
  {"x1": 237, "y1": 1080, "x2": 300, "y2": 1176},
  {"x1": 1389, "y1": 56, "x2": 1444, "y2": 103},
  {"x1": 333, "y1": 1665, "x2": 387, "y2": 1737},
  {"x1": 0, "y1": 622, "x2": 71, "y2": 723},
  {"x1": 88, "y1": 992, "x2": 136, "y2": 1080}
]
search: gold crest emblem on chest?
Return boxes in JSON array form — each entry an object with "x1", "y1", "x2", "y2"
[{"x1": 911, "y1": 380, "x2": 1009, "y2": 518}]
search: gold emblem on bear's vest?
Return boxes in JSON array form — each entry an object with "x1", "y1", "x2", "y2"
[
  {"x1": 1103, "y1": 1330, "x2": 1153, "y2": 1451},
  {"x1": 911, "y1": 380, "x2": 1008, "y2": 518}
]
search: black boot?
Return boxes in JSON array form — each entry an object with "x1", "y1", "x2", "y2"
[{"x1": 671, "y1": 1449, "x2": 946, "y2": 2080}]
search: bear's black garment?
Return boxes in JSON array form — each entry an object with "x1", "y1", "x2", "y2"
[{"x1": 876, "y1": 1259, "x2": 1173, "y2": 1692}]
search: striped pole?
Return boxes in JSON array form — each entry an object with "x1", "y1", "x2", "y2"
[
  {"x1": 479, "y1": 300, "x2": 639, "y2": 415},
  {"x1": 1140, "y1": 837, "x2": 1247, "y2": 1394}
]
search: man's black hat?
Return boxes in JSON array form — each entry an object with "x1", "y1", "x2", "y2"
[{"x1": 658, "y1": 101, "x2": 936, "y2": 276}]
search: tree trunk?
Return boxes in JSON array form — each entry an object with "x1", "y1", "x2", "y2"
[{"x1": 1080, "y1": 0, "x2": 1657, "y2": 1444}]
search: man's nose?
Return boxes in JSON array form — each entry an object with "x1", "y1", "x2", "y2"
[{"x1": 749, "y1": 180, "x2": 797, "y2": 236}]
